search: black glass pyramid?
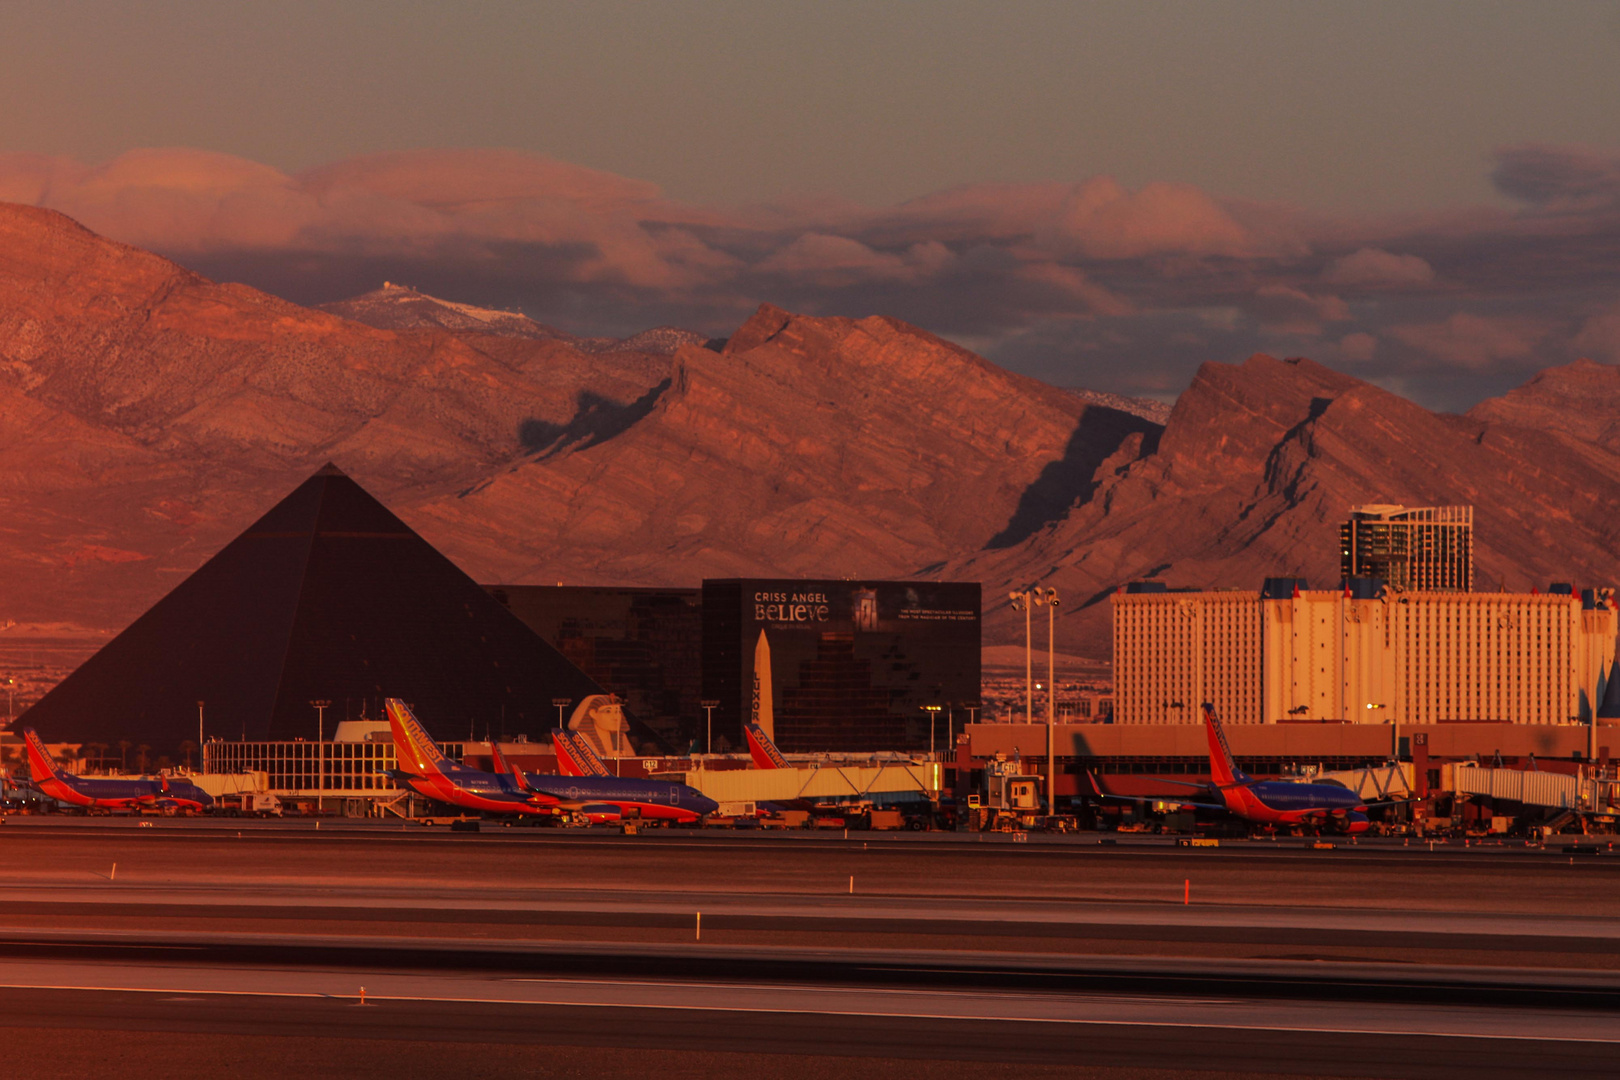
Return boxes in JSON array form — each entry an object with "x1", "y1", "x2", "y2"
[{"x1": 22, "y1": 464, "x2": 603, "y2": 749}]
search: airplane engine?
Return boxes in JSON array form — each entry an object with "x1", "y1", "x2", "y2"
[
  {"x1": 1331, "y1": 810, "x2": 1371, "y2": 834},
  {"x1": 577, "y1": 803, "x2": 623, "y2": 823}
]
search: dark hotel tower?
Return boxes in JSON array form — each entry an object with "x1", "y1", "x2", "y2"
[
  {"x1": 487, "y1": 585, "x2": 700, "y2": 750},
  {"x1": 1339, "y1": 504, "x2": 1472, "y2": 592},
  {"x1": 701, "y1": 579, "x2": 981, "y2": 753}
]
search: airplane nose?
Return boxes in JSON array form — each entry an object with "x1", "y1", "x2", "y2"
[{"x1": 697, "y1": 794, "x2": 720, "y2": 816}]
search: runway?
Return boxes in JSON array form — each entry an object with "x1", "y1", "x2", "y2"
[
  {"x1": 1, "y1": 820, "x2": 1617, "y2": 1077},
  {"x1": 0, "y1": 956, "x2": 1616, "y2": 1079}
]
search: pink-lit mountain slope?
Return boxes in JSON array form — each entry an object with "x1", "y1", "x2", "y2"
[
  {"x1": 0, "y1": 203, "x2": 670, "y2": 627},
  {"x1": 411, "y1": 303, "x2": 1160, "y2": 587},
  {"x1": 4, "y1": 200, "x2": 1617, "y2": 664},
  {"x1": 956, "y1": 354, "x2": 1620, "y2": 657},
  {"x1": 0, "y1": 204, "x2": 1157, "y2": 642}
]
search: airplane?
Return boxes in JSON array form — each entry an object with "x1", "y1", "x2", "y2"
[
  {"x1": 386, "y1": 698, "x2": 719, "y2": 824},
  {"x1": 19, "y1": 728, "x2": 214, "y2": 813},
  {"x1": 1090, "y1": 703, "x2": 1374, "y2": 834},
  {"x1": 551, "y1": 728, "x2": 610, "y2": 777},
  {"x1": 744, "y1": 721, "x2": 789, "y2": 769}
]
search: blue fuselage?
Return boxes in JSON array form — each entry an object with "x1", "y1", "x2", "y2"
[
  {"x1": 1244, "y1": 780, "x2": 1365, "y2": 813},
  {"x1": 406, "y1": 760, "x2": 719, "y2": 820}
]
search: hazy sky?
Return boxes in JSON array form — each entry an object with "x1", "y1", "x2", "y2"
[
  {"x1": 3, "y1": 2, "x2": 1620, "y2": 409},
  {"x1": 5, "y1": 1, "x2": 1618, "y2": 210}
]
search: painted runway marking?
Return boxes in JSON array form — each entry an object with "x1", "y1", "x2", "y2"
[{"x1": 0, "y1": 980, "x2": 1614, "y2": 1043}]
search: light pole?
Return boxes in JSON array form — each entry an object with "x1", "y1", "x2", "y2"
[
  {"x1": 311, "y1": 700, "x2": 330, "y2": 813},
  {"x1": 196, "y1": 701, "x2": 204, "y2": 775},
  {"x1": 700, "y1": 699, "x2": 720, "y2": 759},
  {"x1": 1366, "y1": 702, "x2": 1392, "y2": 758},
  {"x1": 1009, "y1": 590, "x2": 1034, "y2": 723},
  {"x1": 1032, "y1": 586, "x2": 1060, "y2": 814},
  {"x1": 922, "y1": 704, "x2": 943, "y2": 760},
  {"x1": 552, "y1": 697, "x2": 572, "y2": 730}
]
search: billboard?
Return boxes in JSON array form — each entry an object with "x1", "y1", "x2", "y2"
[{"x1": 702, "y1": 579, "x2": 980, "y2": 753}]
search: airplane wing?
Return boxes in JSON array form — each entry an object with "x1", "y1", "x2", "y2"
[{"x1": 1086, "y1": 771, "x2": 1226, "y2": 811}]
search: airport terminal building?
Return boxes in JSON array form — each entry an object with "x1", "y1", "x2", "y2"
[
  {"x1": 701, "y1": 579, "x2": 981, "y2": 753},
  {"x1": 1113, "y1": 578, "x2": 1618, "y2": 725}
]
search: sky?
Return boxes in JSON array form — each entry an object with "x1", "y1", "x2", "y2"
[{"x1": 3, "y1": 1, "x2": 1620, "y2": 410}]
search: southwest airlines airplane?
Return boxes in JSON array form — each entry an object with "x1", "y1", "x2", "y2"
[
  {"x1": 1094, "y1": 703, "x2": 1374, "y2": 834},
  {"x1": 386, "y1": 698, "x2": 717, "y2": 823},
  {"x1": 21, "y1": 728, "x2": 213, "y2": 812}
]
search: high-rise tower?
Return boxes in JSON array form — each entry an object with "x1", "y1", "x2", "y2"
[{"x1": 1339, "y1": 504, "x2": 1473, "y2": 592}]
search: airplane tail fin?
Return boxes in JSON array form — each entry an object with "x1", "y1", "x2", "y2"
[
  {"x1": 385, "y1": 698, "x2": 450, "y2": 779},
  {"x1": 744, "y1": 721, "x2": 789, "y2": 769},
  {"x1": 489, "y1": 740, "x2": 532, "y2": 792},
  {"x1": 21, "y1": 729, "x2": 61, "y2": 784},
  {"x1": 1202, "y1": 703, "x2": 1249, "y2": 786},
  {"x1": 551, "y1": 728, "x2": 610, "y2": 777}
]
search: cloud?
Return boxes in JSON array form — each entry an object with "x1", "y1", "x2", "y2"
[
  {"x1": 0, "y1": 153, "x2": 87, "y2": 205},
  {"x1": 5, "y1": 141, "x2": 1620, "y2": 410},
  {"x1": 1574, "y1": 303, "x2": 1620, "y2": 363},
  {"x1": 1048, "y1": 176, "x2": 1265, "y2": 260},
  {"x1": 756, "y1": 233, "x2": 927, "y2": 286},
  {"x1": 1336, "y1": 332, "x2": 1379, "y2": 364},
  {"x1": 1250, "y1": 285, "x2": 1351, "y2": 335},
  {"x1": 1492, "y1": 144, "x2": 1620, "y2": 213},
  {"x1": 1323, "y1": 247, "x2": 1435, "y2": 287},
  {"x1": 1390, "y1": 313, "x2": 1549, "y2": 369}
]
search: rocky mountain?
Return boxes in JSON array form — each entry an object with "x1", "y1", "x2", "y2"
[
  {"x1": 959, "y1": 353, "x2": 1620, "y2": 656},
  {"x1": 0, "y1": 204, "x2": 670, "y2": 628},
  {"x1": 320, "y1": 282, "x2": 712, "y2": 355},
  {"x1": 1465, "y1": 357, "x2": 1620, "y2": 454},
  {"x1": 411, "y1": 303, "x2": 1159, "y2": 586},
  {"x1": 3, "y1": 200, "x2": 1619, "y2": 670},
  {"x1": 0, "y1": 202, "x2": 1156, "y2": 650}
]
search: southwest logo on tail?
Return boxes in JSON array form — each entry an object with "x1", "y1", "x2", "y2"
[
  {"x1": 489, "y1": 740, "x2": 533, "y2": 793},
  {"x1": 20, "y1": 727, "x2": 213, "y2": 812},
  {"x1": 386, "y1": 698, "x2": 452, "y2": 778},
  {"x1": 386, "y1": 698, "x2": 718, "y2": 823},
  {"x1": 23, "y1": 728, "x2": 63, "y2": 786},
  {"x1": 744, "y1": 721, "x2": 789, "y2": 770},
  {"x1": 551, "y1": 728, "x2": 610, "y2": 777},
  {"x1": 1089, "y1": 704, "x2": 1376, "y2": 835}
]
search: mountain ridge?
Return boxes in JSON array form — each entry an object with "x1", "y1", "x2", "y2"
[{"x1": 0, "y1": 200, "x2": 1616, "y2": 670}]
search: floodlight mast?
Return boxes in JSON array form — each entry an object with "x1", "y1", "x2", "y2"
[
  {"x1": 700, "y1": 699, "x2": 720, "y2": 759},
  {"x1": 310, "y1": 700, "x2": 330, "y2": 813},
  {"x1": 1009, "y1": 590, "x2": 1033, "y2": 724},
  {"x1": 1031, "y1": 587, "x2": 1060, "y2": 815}
]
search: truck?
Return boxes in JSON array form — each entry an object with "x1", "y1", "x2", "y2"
[{"x1": 223, "y1": 793, "x2": 283, "y2": 817}]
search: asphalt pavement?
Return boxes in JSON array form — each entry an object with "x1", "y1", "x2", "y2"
[{"x1": 1, "y1": 819, "x2": 1617, "y2": 1077}]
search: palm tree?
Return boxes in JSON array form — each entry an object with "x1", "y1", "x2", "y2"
[
  {"x1": 117, "y1": 740, "x2": 131, "y2": 772},
  {"x1": 87, "y1": 743, "x2": 108, "y2": 774},
  {"x1": 135, "y1": 744, "x2": 150, "y2": 774}
]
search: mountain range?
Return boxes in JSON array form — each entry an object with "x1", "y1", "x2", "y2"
[{"x1": 1, "y1": 201, "x2": 1618, "y2": 666}]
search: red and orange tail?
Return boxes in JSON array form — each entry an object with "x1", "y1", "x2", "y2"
[
  {"x1": 21, "y1": 729, "x2": 60, "y2": 784},
  {"x1": 1201, "y1": 703, "x2": 1246, "y2": 786},
  {"x1": 551, "y1": 729, "x2": 610, "y2": 777},
  {"x1": 490, "y1": 741, "x2": 531, "y2": 792},
  {"x1": 744, "y1": 722, "x2": 789, "y2": 769},
  {"x1": 386, "y1": 699, "x2": 449, "y2": 779},
  {"x1": 550, "y1": 729, "x2": 584, "y2": 776}
]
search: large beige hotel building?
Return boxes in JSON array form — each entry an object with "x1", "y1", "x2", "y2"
[{"x1": 1112, "y1": 506, "x2": 1618, "y2": 726}]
